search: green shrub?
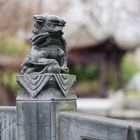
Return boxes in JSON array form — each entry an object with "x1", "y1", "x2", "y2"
[
  {"x1": 69, "y1": 64, "x2": 99, "y2": 82},
  {"x1": 122, "y1": 53, "x2": 139, "y2": 84},
  {"x1": 0, "y1": 72, "x2": 19, "y2": 93},
  {"x1": 0, "y1": 37, "x2": 29, "y2": 55}
]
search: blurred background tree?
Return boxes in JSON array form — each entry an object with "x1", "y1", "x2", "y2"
[
  {"x1": 0, "y1": 0, "x2": 43, "y2": 105},
  {"x1": 0, "y1": 0, "x2": 140, "y2": 105}
]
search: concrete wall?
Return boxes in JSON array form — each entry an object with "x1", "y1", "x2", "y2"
[
  {"x1": 59, "y1": 112, "x2": 140, "y2": 140},
  {"x1": 0, "y1": 106, "x2": 17, "y2": 140}
]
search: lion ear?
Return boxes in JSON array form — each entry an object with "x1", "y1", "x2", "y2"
[{"x1": 33, "y1": 15, "x2": 45, "y2": 24}]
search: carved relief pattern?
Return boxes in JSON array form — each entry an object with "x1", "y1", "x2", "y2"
[
  {"x1": 17, "y1": 74, "x2": 76, "y2": 98},
  {"x1": 17, "y1": 74, "x2": 52, "y2": 97},
  {"x1": 54, "y1": 74, "x2": 76, "y2": 97}
]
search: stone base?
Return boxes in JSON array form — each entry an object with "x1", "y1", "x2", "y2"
[
  {"x1": 17, "y1": 100, "x2": 76, "y2": 140},
  {"x1": 16, "y1": 73, "x2": 77, "y2": 140}
]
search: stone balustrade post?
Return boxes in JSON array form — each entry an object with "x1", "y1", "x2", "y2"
[{"x1": 16, "y1": 15, "x2": 77, "y2": 140}]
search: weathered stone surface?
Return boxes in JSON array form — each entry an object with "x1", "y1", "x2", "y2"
[
  {"x1": 16, "y1": 77, "x2": 77, "y2": 140},
  {"x1": 17, "y1": 74, "x2": 76, "y2": 98},
  {"x1": 21, "y1": 15, "x2": 68, "y2": 74},
  {"x1": 0, "y1": 106, "x2": 17, "y2": 140},
  {"x1": 16, "y1": 14, "x2": 77, "y2": 140},
  {"x1": 16, "y1": 87, "x2": 76, "y2": 101},
  {"x1": 17, "y1": 100, "x2": 76, "y2": 140},
  {"x1": 59, "y1": 112, "x2": 140, "y2": 140}
]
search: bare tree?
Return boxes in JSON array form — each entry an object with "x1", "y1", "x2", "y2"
[{"x1": 0, "y1": 0, "x2": 43, "y2": 39}]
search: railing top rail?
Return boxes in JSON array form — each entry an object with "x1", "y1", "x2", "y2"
[
  {"x1": 59, "y1": 112, "x2": 140, "y2": 128},
  {"x1": 0, "y1": 106, "x2": 16, "y2": 112},
  {"x1": 59, "y1": 112, "x2": 140, "y2": 140}
]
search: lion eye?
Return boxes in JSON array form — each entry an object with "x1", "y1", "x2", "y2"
[
  {"x1": 49, "y1": 24, "x2": 55, "y2": 28},
  {"x1": 46, "y1": 23, "x2": 55, "y2": 29}
]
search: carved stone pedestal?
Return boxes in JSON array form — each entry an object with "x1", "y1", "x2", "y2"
[
  {"x1": 16, "y1": 74, "x2": 76, "y2": 140},
  {"x1": 16, "y1": 15, "x2": 77, "y2": 140}
]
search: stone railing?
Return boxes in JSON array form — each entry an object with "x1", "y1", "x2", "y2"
[
  {"x1": 0, "y1": 106, "x2": 17, "y2": 140},
  {"x1": 59, "y1": 112, "x2": 140, "y2": 140},
  {"x1": 0, "y1": 107, "x2": 140, "y2": 140}
]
